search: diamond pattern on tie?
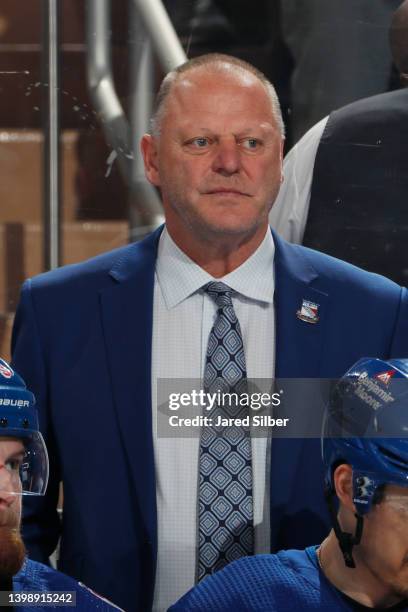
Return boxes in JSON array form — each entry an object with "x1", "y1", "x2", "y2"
[{"x1": 198, "y1": 281, "x2": 254, "y2": 582}]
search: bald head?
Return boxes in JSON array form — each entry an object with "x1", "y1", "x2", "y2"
[
  {"x1": 151, "y1": 53, "x2": 285, "y2": 139},
  {"x1": 390, "y1": 0, "x2": 408, "y2": 82}
]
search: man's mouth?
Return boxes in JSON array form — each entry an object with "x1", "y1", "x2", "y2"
[{"x1": 204, "y1": 188, "x2": 250, "y2": 197}]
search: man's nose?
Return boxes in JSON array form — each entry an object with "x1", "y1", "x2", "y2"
[
  {"x1": 212, "y1": 139, "x2": 241, "y2": 175},
  {"x1": 0, "y1": 467, "x2": 15, "y2": 503}
]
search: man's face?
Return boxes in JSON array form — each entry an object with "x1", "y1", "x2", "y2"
[
  {"x1": 356, "y1": 484, "x2": 408, "y2": 599},
  {"x1": 142, "y1": 67, "x2": 284, "y2": 248},
  {"x1": 0, "y1": 438, "x2": 24, "y2": 519},
  {"x1": 0, "y1": 438, "x2": 26, "y2": 579}
]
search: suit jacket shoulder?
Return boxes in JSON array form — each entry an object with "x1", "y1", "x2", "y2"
[
  {"x1": 25, "y1": 227, "x2": 162, "y2": 296},
  {"x1": 274, "y1": 231, "x2": 402, "y2": 299}
]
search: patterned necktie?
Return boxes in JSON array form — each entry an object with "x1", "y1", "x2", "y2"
[{"x1": 198, "y1": 281, "x2": 254, "y2": 582}]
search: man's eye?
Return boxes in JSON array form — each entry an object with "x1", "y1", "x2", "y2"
[
  {"x1": 241, "y1": 138, "x2": 260, "y2": 150},
  {"x1": 189, "y1": 137, "x2": 210, "y2": 148},
  {"x1": 5, "y1": 459, "x2": 22, "y2": 473}
]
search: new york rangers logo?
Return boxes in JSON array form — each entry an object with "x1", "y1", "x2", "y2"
[
  {"x1": 0, "y1": 363, "x2": 13, "y2": 379},
  {"x1": 296, "y1": 299, "x2": 320, "y2": 324},
  {"x1": 375, "y1": 370, "x2": 396, "y2": 386}
]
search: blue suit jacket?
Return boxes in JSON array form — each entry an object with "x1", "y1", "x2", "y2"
[{"x1": 11, "y1": 227, "x2": 408, "y2": 612}]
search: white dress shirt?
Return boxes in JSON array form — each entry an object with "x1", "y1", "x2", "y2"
[
  {"x1": 151, "y1": 227, "x2": 275, "y2": 611},
  {"x1": 269, "y1": 116, "x2": 328, "y2": 244}
]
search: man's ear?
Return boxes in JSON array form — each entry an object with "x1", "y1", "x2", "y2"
[
  {"x1": 140, "y1": 133, "x2": 161, "y2": 187},
  {"x1": 333, "y1": 464, "x2": 356, "y2": 513},
  {"x1": 279, "y1": 138, "x2": 284, "y2": 183}
]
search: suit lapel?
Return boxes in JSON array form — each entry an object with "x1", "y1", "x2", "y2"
[
  {"x1": 273, "y1": 230, "x2": 329, "y2": 379},
  {"x1": 270, "y1": 231, "x2": 330, "y2": 535},
  {"x1": 99, "y1": 229, "x2": 162, "y2": 549}
]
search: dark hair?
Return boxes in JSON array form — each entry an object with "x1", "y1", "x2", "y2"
[{"x1": 371, "y1": 483, "x2": 386, "y2": 506}]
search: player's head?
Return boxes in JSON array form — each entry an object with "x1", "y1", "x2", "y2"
[
  {"x1": 322, "y1": 357, "x2": 408, "y2": 568},
  {"x1": 0, "y1": 358, "x2": 49, "y2": 579}
]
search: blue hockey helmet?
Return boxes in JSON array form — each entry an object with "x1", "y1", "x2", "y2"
[
  {"x1": 322, "y1": 357, "x2": 408, "y2": 516},
  {"x1": 0, "y1": 358, "x2": 49, "y2": 495}
]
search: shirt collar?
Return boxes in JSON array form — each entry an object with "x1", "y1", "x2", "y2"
[{"x1": 156, "y1": 227, "x2": 275, "y2": 309}]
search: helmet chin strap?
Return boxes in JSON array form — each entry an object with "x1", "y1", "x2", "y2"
[{"x1": 325, "y1": 487, "x2": 364, "y2": 568}]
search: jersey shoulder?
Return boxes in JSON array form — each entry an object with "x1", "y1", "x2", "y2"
[
  {"x1": 170, "y1": 550, "x2": 346, "y2": 611},
  {"x1": 13, "y1": 559, "x2": 122, "y2": 610}
]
